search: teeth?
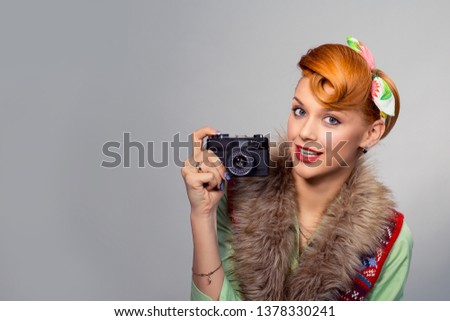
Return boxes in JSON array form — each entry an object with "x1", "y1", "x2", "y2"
[{"x1": 300, "y1": 148, "x2": 319, "y2": 156}]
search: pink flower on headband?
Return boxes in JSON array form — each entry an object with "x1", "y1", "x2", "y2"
[
  {"x1": 371, "y1": 78, "x2": 380, "y2": 98},
  {"x1": 347, "y1": 36, "x2": 396, "y2": 120},
  {"x1": 346, "y1": 36, "x2": 375, "y2": 70},
  {"x1": 371, "y1": 76, "x2": 396, "y2": 117}
]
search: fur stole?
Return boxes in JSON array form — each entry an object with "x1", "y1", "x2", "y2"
[{"x1": 227, "y1": 155, "x2": 396, "y2": 301}]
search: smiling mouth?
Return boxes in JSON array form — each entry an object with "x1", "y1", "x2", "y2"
[{"x1": 294, "y1": 144, "x2": 323, "y2": 163}]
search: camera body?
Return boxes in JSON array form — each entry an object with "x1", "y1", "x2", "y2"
[{"x1": 206, "y1": 134, "x2": 269, "y2": 177}]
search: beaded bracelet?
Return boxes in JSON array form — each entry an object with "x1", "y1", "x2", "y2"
[{"x1": 192, "y1": 262, "x2": 222, "y2": 285}]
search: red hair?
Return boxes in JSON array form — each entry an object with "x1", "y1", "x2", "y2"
[{"x1": 298, "y1": 44, "x2": 400, "y2": 138}]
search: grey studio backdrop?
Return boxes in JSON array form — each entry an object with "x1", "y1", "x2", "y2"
[{"x1": 1, "y1": 0, "x2": 449, "y2": 300}]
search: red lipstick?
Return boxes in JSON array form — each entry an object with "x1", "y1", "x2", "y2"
[{"x1": 294, "y1": 144, "x2": 323, "y2": 163}]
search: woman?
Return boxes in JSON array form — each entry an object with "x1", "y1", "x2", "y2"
[{"x1": 181, "y1": 37, "x2": 413, "y2": 300}]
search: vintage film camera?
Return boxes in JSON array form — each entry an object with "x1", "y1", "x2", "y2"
[{"x1": 206, "y1": 134, "x2": 269, "y2": 177}]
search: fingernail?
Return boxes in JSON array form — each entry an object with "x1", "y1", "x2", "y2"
[
  {"x1": 219, "y1": 181, "x2": 224, "y2": 191},
  {"x1": 215, "y1": 131, "x2": 221, "y2": 135},
  {"x1": 224, "y1": 172, "x2": 231, "y2": 182}
]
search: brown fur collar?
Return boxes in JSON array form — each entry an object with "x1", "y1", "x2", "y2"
[{"x1": 228, "y1": 155, "x2": 395, "y2": 300}]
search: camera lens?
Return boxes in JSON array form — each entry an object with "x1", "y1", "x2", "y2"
[{"x1": 228, "y1": 150, "x2": 253, "y2": 176}]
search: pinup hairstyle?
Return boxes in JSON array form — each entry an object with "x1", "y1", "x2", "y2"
[{"x1": 298, "y1": 44, "x2": 400, "y2": 139}]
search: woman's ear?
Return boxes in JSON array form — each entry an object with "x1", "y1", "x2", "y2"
[{"x1": 360, "y1": 119, "x2": 386, "y2": 149}]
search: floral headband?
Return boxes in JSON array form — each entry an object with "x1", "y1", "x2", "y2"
[{"x1": 346, "y1": 36, "x2": 396, "y2": 122}]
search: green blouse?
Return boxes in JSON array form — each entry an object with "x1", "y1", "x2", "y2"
[{"x1": 191, "y1": 194, "x2": 413, "y2": 301}]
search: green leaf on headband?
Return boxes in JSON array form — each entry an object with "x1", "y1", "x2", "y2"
[
  {"x1": 380, "y1": 78, "x2": 393, "y2": 100},
  {"x1": 346, "y1": 36, "x2": 361, "y2": 53}
]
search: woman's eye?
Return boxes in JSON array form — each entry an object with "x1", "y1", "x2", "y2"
[
  {"x1": 324, "y1": 116, "x2": 341, "y2": 125},
  {"x1": 292, "y1": 107, "x2": 306, "y2": 117}
]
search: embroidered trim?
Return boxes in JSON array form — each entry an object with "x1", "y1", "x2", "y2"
[{"x1": 340, "y1": 211, "x2": 404, "y2": 301}]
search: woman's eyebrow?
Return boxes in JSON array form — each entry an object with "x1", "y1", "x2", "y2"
[{"x1": 292, "y1": 96, "x2": 303, "y2": 105}]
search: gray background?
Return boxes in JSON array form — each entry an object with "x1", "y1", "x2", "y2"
[{"x1": 1, "y1": 0, "x2": 449, "y2": 300}]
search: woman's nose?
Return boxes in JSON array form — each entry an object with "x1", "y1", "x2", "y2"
[{"x1": 299, "y1": 117, "x2": 318, "y2": 142}]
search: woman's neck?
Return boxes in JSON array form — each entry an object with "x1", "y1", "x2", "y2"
[{"x1": 294, "y1": 166, "x2": 354, "y2": 231}]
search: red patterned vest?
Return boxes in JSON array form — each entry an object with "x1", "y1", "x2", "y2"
[{"x1": 340, "y1": 211, "x2": 404, "y2": 300}]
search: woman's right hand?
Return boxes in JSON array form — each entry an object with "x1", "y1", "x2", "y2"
[{"x1": 181, "y1": 127, "x2": 230, "y2": 218}]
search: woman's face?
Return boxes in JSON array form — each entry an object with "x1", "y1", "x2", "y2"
[{"x1": 287, "y1": 76, "x2": 372, "y2": 182}]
